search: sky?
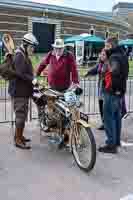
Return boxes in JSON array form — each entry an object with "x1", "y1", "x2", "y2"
[{"x1": 25, "y1": 0, "x2": 133, "y2": 11}]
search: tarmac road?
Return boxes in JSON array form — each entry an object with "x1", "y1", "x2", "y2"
[{"x1": 0, "y1": 117, "x2": 133, "y2": 200}]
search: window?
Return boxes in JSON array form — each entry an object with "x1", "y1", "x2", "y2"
[
  {"x1": 90, "y1": 26, "x2": 95, "y2": 35},
  {"x1": 116, "y1": 32, "x2": 119, "y2": 39},
  {"x1": 105, "y1": 30, "x2": 109, "y2": 39}
]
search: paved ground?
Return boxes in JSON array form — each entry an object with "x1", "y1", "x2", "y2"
[{"x1": 0, "y1": 115, "x2": 133, "y2": 200}]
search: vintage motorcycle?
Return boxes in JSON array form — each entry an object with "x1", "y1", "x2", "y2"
[{"x1": 32, "y1": 84, "x2": 96, "y2": 172}]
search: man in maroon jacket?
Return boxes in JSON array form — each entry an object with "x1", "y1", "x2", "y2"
[
  {"x1": 35, "y1": 39, "x2": 79, "y2": 147},
  {"x1": 36, "y1": 38, "x2": 79, "y2": 91}
]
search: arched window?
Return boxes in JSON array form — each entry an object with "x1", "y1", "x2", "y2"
[
  {"x1": 105, "y1": 30, "x2": 109, "y2": 39},
  {"x1": 43, "y1": 9, "x2": 48, "y2": 18},
  {"x1": 116, "y1": 32, "x2": 119, "y2": 39},
  {"x1": 90, "y1": 26, "x2": 95, "y2": 35}
]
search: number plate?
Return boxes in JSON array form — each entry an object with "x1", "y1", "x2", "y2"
[{"x1": 80, "y1": 112, "x2": 89, "y2": 123}]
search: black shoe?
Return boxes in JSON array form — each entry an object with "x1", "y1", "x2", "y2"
[
  {"x1": 15, "y1": 142, "x2": 31, "y2": 150},
  {"x1": 97, "y1": 125, "x2": 104, "y2": 130},
  {"x1": 98, "y1": 144, "x2": 117, "y2": 154}
]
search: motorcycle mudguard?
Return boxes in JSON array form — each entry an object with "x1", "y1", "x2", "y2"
[{"x1": 77, "y1": 120, "x2": 96, "y2": 128}]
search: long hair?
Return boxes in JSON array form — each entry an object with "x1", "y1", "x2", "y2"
[{"x1": 99, "y1": 48, "x2": 107, "y2": 63}]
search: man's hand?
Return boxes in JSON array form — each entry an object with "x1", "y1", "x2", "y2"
[
  {"x1": 4, "y1": 52, "x2": 13, "y2": 61},
  {"x1": 32, "y1": 77, "x2": 38, "y2": 85},
  {"x1": 84, "y1": 73, "x2": 89, "y2": 78},
  {"x1": 70, "y1": 83, "x2": 80, "y2": 90}
]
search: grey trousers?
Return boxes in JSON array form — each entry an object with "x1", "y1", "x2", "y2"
[{"x1": 12, "y1": 97, "x2": 29, "y2": 128}]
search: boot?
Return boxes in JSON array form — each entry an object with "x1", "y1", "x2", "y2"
[
  {"x1": 14, "y1": 129, "x2": 31, "y2": 143},
  {"x1": 15, "y1": 128, "x2": 31, "y2": 149}
]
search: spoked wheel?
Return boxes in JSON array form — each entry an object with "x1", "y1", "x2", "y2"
[{"x1": 71, "y1": 123, "x2": 96, "y2": 172}]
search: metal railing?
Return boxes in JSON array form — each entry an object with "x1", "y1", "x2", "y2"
[{"x1": 0, "y1": 76, "x2": 133, "y2": 123}]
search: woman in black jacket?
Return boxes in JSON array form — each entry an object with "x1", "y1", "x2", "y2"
[{"x1": 85, "y1": 49, "x2": 108, "y2": 130}]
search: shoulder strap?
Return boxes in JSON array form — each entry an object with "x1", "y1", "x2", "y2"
[
  {"x1": 15, "y1": 49, "x2": 25, "y2": 60},
  {"x1": 14, "y1": 48, "x2": 32, "y2": 65}
]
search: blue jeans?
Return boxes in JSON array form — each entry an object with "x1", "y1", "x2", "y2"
[{"x1": 103, "y1": 92, "x2": 121, "y2": 145}]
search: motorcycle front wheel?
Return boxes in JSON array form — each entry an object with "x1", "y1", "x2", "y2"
[{"x1": 71, "y1": 123, "x2": 96, "y2": 172}]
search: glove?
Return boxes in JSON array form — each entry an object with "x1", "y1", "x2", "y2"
[
  {"x1": 70, "y1": 83, "x2": 83, "y2": 95},
  {"x1": 74, "y1": 87, "x2": 83, "y2": 96},
  {"x1": 32, "y1": 77, "x2": 38, "y2": 86}
]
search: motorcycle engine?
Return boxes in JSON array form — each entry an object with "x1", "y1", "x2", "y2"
[
  {"x1": 45, "y1": 105, "x2": 61, "y2": 128},
  {"x1": 45, "y1": 96, "x2": 62, "y2": 128},
  {"x1": 44, "y1": 97, "x2": 70, "y2": 129}
]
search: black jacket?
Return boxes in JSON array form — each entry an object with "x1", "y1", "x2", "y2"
[
  {"x1": 8, "y1": 47, "x2": 33, "y2": 97},
  {"x1": 106, "y1": 46, "x2": 129, "y2": 96}
]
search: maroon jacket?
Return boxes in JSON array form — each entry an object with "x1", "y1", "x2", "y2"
[{"x1": 36, "y1": 50, "x2": 79, "y2": 91}]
